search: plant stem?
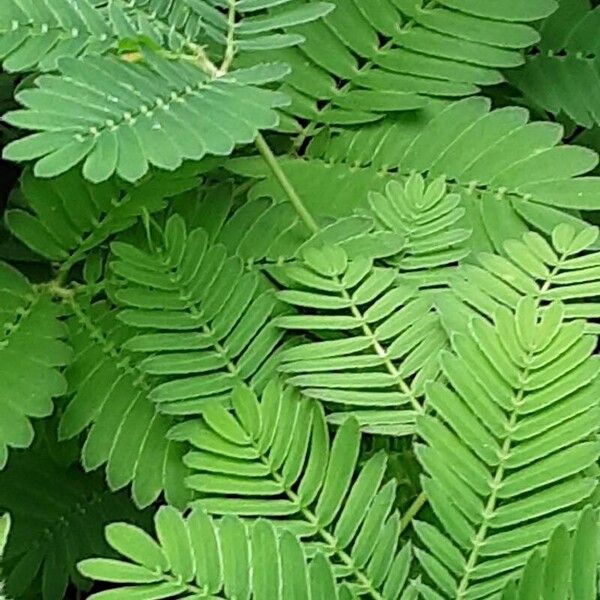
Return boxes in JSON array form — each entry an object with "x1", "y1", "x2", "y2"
[
  {"x1": 218, "y1": 0, "x2": 237, "y2": 75},
  {"x1": 399, "y1": 491, "x2": 427, "y2": 533},
  {"x1": 254, "y1": 133, "x2": 320, "y2": 235}
]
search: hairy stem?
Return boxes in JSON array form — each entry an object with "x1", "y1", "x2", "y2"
[
  {"x1": 255, "y1": 133, "x2": 320, "y2": 235},
  {"x1": 218, "y1": 0, "x2": 237, "y2": 75}
]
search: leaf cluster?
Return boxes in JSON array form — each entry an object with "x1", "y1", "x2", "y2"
[{"x1": 1, "y1": 1, "x2": 600, "y2": 599}]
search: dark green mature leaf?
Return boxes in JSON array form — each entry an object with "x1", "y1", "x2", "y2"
[
  {"x1": 236, "y1": 0, "x2": 555, "y2": 132},
  {"x1": 5, "y1": 164, "x2": 202, "y2": 269},
  {"x1": 0, "y1": 446, "x2": 150, "y2": 600},
  {"x1": 59, "y1": 298, "x2": 190, "y2": 509},
  {"x1": 0, "y1": 262, "x2": 70, "y2": 468},
  {"x1": 508, "y1": 1, "x2": 600, "y2": 128},
  {"x1": 3, "y1": 51, "x2": 288, "y2": 182}
]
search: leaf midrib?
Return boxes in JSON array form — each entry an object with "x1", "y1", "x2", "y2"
[{"x1": 455, "y1": 259, "x2": 568, "y2": 596}]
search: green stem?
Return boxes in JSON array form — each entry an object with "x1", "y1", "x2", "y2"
[
  {"x1": 254, "y1": 133, "x2": 320, "y2": 235},
  {"x1": 338, "y1": 283, "x2": 424, "y2": 414},
  {"x1": 400, "y1": 491, "x2": 427, "y2": 533},
  {"x1": 218, "y1": 0, "x2": 237, "y2": 75}
]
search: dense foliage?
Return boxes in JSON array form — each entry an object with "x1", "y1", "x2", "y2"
[{"x1": 1, "y1": 0, "x2": 600, "y2": 598}]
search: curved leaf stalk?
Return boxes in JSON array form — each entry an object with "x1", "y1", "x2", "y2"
[
  {"x1": 35, "y1": 280, "x2": 75, "y2": 301},
  {"x1": 399, "y1": 491, "x2": 427, "y2": 533},
  {"x1": 193, "y1": 0, "x2": 425, "y2": 544},
  {"x1": 178, "y1": 0, "x2": 320, "y2": 237}
]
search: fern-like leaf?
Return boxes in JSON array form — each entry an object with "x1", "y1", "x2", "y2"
[
  {"x1": 508, "y1": 1, "x2": 600, "y2": 129},
  {"x1": 233, "y1": 97, "x2": 600, "y2": 253},
  {"x1": 274, "y1": 245, "x2": 446, "y2": 434},
  {"x1": 0, "y1": 0, "x2": 331, "y2": 73},
  {"x1": 238, "y1": 0, "x2": 556, "y2": 132},
  {"x1": 3, "y1": 50, "x2": 288, "y2": 182},
  {"x1": 415, "y1": 297, "x2": 600, "y2": 598},
  {"x1": 168, "y1": 188, "x2": 303, "y2": 265},
  {"x1": 173, "y1": 380, "x2": 413, "y2": 597},
  {"x1": 0, "y1": 0, "x2": 115, "y2": 73},
  {"x1": 5, "y1": 164, "x2": 201, "y2": 271},
  {"x1": 59, "y1": 297, "x2": 190, "y2": 508},
  {"x1": 499, "y1": 507, "x2": 598, "y2": 599},
  {"x1": 79, "y1": 505, "x2": 356, "y2": 599},
  {"x1": 0, "y1": 262, "x2": 70, "y2": 468},
  {"x1": 301, "y1": 174, "x2": 471, "y2": 285},
  {"x1": 186, "y1": 0, "x2": 334, "y2": 51},
  {"x1": 110, "y1": 214, "x2": 286, "y2": 415},
  {"x1": 439, "y1": 223, "x2": 600, "y2": 335}
]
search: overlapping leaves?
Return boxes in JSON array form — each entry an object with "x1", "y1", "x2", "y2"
[
  {"x1": 79, "y1": 506, "x2": 356, "y2": 600},
  {"x1": 439, "y1": 223, "x2": 600, "y2": 335},
  {"x1": 0, "y1": 0, "x2": 332, "y2": 73},
  {"x1": 59, "y1": 298, "x2": 190, "y2": 508},
  {"x1": 1, "y1": 1, "x2": 600, "y2": 599},
  {"x1": 0, "y1": 446, "x2": 148, "y2": 600},
  {"x1": 5, "y1": 164, "x2": 202, "y2": 270},
  {"x1": 3, "y1": 50, "x2": 289, "y2": 182},
  {"x1": 508, "y1": 0, "x2": 600, "y2": 128},
  {"x1": 233, "y1": 97, "x2": 600, "y2": 255},
  {"x1": 239, "y1": 0, "x2": 556, "y2": 132},
  {"x1": 172, "y1": 381, "x2": 414, "y2": 598},
  {"x1": 110, "y1": 214, "x2": 286, "y2": 416},
  {"x1": 499, "y1": 507, "x2": 598, "y2": 599},
  {"x1": 274, "y1": 245, "x2": 446, "y2": 434},
  {"x1": 301, "y1": 174, "x2": 471, "y2": 285}
]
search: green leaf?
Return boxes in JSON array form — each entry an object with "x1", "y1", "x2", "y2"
[
  {"x1": 183, "y1": 381, "x2": 410, "y2": 595},
  {"x1": 4, "y1": 52, "x2": 285, "y2": 181},
  {"x1": 110, "y1": 216, "x2": 284, "y2": 415},
  {"x1": 417, "y1": 301, "x2": 599, "y2": 597},
  {"x1": 105, "y1": 523, "x2": 168, "y2": 572},
  {"x1": 572, "y1": 508, "x2": 598, "y2": 600},
  {"x1": 81, "y1": 508, "x2": 351, "y2": 598},
  {"x1": 1, "y1": 445, "x2": 149, "y2": 600},
  {"x1": 78, "y1": 559, "x2": 162, "y2": 583},
  {"x1": 155, "y1": 506, "x2": 194, "y2": 582},
  {"x1": 315, "y1": 418, "x2": 360, "y2": 526}
]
